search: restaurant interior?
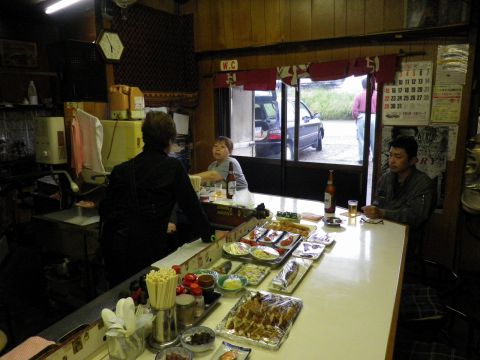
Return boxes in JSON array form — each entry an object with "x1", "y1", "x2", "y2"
[{"x1": 1, "y1": 0, "x2": 480, "y2": 359}]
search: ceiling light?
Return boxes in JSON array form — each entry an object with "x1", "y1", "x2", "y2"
[{"x1": 45, "y1": 0, "x2": 87, "y2": 14}]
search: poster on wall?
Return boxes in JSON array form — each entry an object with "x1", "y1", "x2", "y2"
[
  {"x1": 404, "y1": 0, "x2": 469, "y2": 29},
  {"x1": 381, "y1": 125, "x2": 449, "y2": 210},
  {"x1": 431, "y1": 85, "x2": 463, "y2": 123},
  {"x1": 435, "y1": 44, "x2": 469, "y2": 85},
  {"x1": 382, "y1": 61, "x2": 433, "y2": 126}
]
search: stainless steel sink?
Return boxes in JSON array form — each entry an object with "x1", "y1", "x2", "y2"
[{"x1": 41, "y1": 207, "x2": 99, "y2": 227}]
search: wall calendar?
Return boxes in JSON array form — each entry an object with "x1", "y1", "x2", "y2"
[{"x1": 382, "y1": 61, "x2": 433, "y2": 126}]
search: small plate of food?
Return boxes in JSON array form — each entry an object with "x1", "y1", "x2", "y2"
[
  {"x1": 223, "y1": 242, "x2": 251, "y2": 257},
  {"x1": 250, "y1": 246, "x2": 280, "y2": 262}
]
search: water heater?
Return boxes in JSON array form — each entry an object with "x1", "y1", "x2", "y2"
[{"x1": 35, "y1": 117, "x2": 67, "y2": 164}]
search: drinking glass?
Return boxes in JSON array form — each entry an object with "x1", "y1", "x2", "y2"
[{"x1": 348, "y1": 200, "x2": 358, "y2": 217}]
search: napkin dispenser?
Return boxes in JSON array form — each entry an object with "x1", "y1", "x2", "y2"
[{"x1": 109, "y1": 85, "x2": 145, "y2": 120}]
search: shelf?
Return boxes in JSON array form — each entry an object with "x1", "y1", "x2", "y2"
[{"x1": 0, "y1": 69, "x2": 58, "y2": 77}]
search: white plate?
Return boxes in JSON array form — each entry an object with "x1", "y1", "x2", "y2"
[
  {"x1": 223, "y1": 242, "x2": 251, "y2": 256},
  {"x1": 292, "y1": 241, "x2": 325, "y2": 260},
  {"x1": 250, "y1": 246, "x2": 280, "y2": 261},
  {"x1": 307, "y1": 232, "x2": 335, "y2": 246},
  {"x1": 276, "y1": 233, "x2": 301, "y2": 249},
  {"x1": 269, "y1": 258, "x2": 313, "y2": 294}
]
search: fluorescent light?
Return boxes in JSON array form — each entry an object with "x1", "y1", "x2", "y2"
[{"x1": 45, "y1": 0, "x2": 86, "y2": 14}]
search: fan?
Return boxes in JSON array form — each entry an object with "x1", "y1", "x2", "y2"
[{"x1": 112, "y1": 0, "x2": 136, "y2": 8}]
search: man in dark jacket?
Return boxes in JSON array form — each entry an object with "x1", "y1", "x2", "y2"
[
  {"x1": 362, "y1": 136, "x2": 434, "y2": 256},
  {"x1": 99, "y1": 111, "x2": 214, "y2": 286}
]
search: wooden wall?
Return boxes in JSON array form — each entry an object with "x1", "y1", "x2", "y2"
[{"x1": 173, "y1": 0, "x2": 477, "y2": 270}]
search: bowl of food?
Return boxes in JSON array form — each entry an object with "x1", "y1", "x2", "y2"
[
  {"x1": 250, "y1": 245, "x2": 280, "y2": 262},
  {"x1": 155, "y1": 346, "x2": 193, "y2": 360},
  {"x1": 223, "y1": 242, "x2": 251, "y2": 257},
  {"x1": 216, "y1": 274, "x2": 248, "y2": 295},
  {"x1": 193, "y1": 269, "x2": 219, "y2": 282},
  {"x1": 180, "y1": 326, "x2": 216, "y2": 353}
]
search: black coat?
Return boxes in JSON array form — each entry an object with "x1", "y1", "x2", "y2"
[{"x1": 99, "y1": 147, "x2": 213, "y2": 286}]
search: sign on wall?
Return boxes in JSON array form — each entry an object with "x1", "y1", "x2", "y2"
[{"x1": 382, "y1": 61, "x2": 433, "y2": 126}]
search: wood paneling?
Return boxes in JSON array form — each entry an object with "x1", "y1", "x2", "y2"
[
  {"x1": 265, "y1": 0, "x2": 282, "y2": 44},
  {"x1": 383, "y1": 0, "x2": 404, "y2": 31},
  {"x1": 365, "y1": 0, "x2": 384, "y2": 33},
  {"x1": 334, "y1": 0, "x2": 347, "y2": 37},
  {"x1": 346, "y1": 0, "x2": 365, "y2": 36},
  {"x1": 290, "y1": 0, "x2": 311, "y2": 41},
  {"x1": 251, "y1": 0, "x2": 266, "y2": 46},
  {"x1": 232, "y1": 0, "x2": 252, "y2": 49},
  {"x1": 190, "y1": 0, "x2": 475, "y2": 270},
  {"x1": 312, "y1": 0, "x2": 334, "y2": 39}
]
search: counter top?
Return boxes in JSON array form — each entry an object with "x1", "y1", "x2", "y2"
[{"x1": 37, "y1": 192, "x2": 407, "y2": 360}]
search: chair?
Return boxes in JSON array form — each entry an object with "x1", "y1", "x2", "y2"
[
  {"x1": 399, "y1": 258, "x2": 460, "y2": 341},
  {"x1": 394, "y1": 305, "x2": 480, "y2": 360}
]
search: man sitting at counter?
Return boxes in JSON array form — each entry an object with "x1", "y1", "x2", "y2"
[
  {"x1": 362, "y1": 136, "x2": 435, "y2": 255},
  {"x1": 193, "y1": 136, "x2": 248, "y2": 191},
  {"x1": 99, "y1": 111, "x2": 214, "y2": 286}
]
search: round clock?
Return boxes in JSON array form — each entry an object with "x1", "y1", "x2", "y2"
[{"x1": 96, "y1": 30, "x2": 124, "y2": 62}]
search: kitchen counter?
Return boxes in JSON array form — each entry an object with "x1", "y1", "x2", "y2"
[{"x1": 36, "y1": 192, "x2": 407, "y2": 360}]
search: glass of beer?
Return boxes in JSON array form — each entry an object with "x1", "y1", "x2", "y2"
[
  {"x1": 214, "y1": 183, "x2": 223, "y2": 199},
  {"x1": 348, "y1": 200, "x2": 358, "y2": 217}
]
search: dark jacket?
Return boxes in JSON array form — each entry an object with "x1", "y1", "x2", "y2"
[{"x1": 99, "y1": 146, "x2": 213, "y2": 285}]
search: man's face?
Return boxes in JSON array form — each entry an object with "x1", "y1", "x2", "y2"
[
  {"x1": 212, "y1": 141, "x2": 230, "y2": 161},
  {"x1": 388, "y1": 146, "x2": 415, "y2": 174}
]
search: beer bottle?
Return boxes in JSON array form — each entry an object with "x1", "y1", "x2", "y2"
[
  {"x1": 226, "y1": 161, "x2": 236, "y2": 199},
  {"x1": 324, "y1": 170, "x2": 336, "y2": 217}
]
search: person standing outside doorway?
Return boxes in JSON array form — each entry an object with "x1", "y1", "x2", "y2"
[{"x1": 352, "y1": 77, "x2": 377, "y2": 164}]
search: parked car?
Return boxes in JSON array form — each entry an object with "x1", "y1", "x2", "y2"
[{"x1": 254, "y1": 95, "x2": 324, "y2": 159}]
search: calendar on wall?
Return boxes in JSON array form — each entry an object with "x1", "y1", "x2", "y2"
[{"x1": 382, "y1": 61, "x2": 433, "y2": 126}]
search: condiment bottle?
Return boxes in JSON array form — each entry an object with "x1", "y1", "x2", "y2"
[
  {"x1": 226, "y1": 161, "x2": 236, "y2": 199},
  {"x1": 324, "y1": 170, "x2": 336, "y2": 218},
  {"x1": 28, "y1": 80, "x2": 38, "y2": 105},
  {"x1": 190, "y1": 283, "x2": 204, "y2": 318}
]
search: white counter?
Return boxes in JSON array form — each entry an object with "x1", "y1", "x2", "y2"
[
  {"x1": 44, "y1": 193, "x2": 406, "y2": 360},
  {"x1": 143, "y1": 193, "x2": 407, "y2": 360}
]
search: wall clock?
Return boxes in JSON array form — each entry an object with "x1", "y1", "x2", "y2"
[{"x1": 96, "y1": 30, "x2": 124, "y2": 62}]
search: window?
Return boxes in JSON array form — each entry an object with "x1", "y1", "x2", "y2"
[{"x1": 230, "y1": 76, "x2": 372, "y2": 166}]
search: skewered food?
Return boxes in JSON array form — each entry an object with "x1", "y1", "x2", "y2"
[{"x1": 219, "y1": 291, "x2": 302, "y2": 348}]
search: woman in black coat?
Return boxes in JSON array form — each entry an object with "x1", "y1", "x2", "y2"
[{"x1": 99, "y1": 111, "x2": 213, "y2": 286}]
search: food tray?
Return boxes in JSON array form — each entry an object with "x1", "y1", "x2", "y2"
[
  {"x1": 224, "y1": 241, "x2": 299, "y2": 268},
  {"x1": 215, "y1": 290, "x2": 303, "y2": 350},
  {"x1": 292, "y1": 241, "x2": 325, "y2": 260},
  {"x1": 269, "y1": 258, "x2": 313, "y2": 294},
  {"x1": 233, "y1": 263, "x2": 270, "y2": 286},
  {"x1": 264, "y1": 220, "x2": 316, "y2": 238}
]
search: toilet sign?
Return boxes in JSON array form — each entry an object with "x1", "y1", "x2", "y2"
[{"x1": 220, "y1": 60, "x2": 238, "y2": 71}]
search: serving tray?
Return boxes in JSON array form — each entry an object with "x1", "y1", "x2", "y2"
[{"x1": 215, "y1": 290, "x2": 303, "y2": 350}]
